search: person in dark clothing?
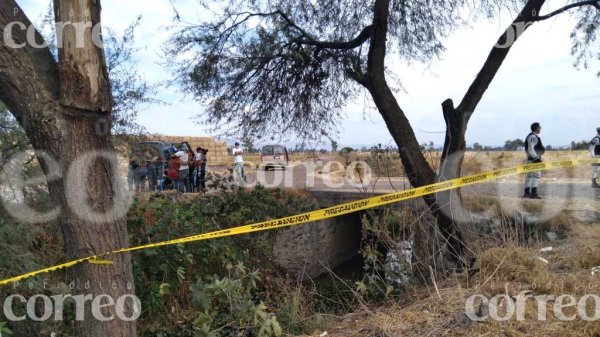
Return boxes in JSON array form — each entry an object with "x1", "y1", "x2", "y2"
[
  {"x1": 160, "y1": 170, "x2": 174, "y2": 190},
  {"x1": 200, "y1": 149, "x2": 207, "y2": 191},
  {"x1": 523, "y1": 122, "x2": 545, "y2": 199},
  {"x1": 133, "y1": 157, "x2": 149, "y2": 192},
  {"x1": 195, "y1": 147, "x2": 208, "y2": 192},
  {"x1": 590, "y1": 127, "x2": 600, "y2": 188},
  {"x1": 127, "y1": 160, "x2": 137, "y2": 191},
  {"x1": 188, "y1": 148, "x2": 196, "y2": 192},
  {"x1": 145, "y1": 153, "x2": 160, "y2": 192}
]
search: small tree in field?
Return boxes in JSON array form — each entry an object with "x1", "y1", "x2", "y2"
[
  {"x1": 330, "y1": 139, "x2": 339, "y2": 153},
  {"x1": 339, "y1": 146, "x2": 354, "y2": 165},
  {"x1": 504, "y1": 139, "x2": 525, "y2": 151}
]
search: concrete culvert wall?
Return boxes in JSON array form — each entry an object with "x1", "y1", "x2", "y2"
[{"x1": 272, "y1": 212, "x2": 363, "y2": 278}]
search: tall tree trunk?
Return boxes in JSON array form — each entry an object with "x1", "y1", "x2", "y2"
[
  {"x1": 435, "y1": 99, "x2": 474, "y2": 265},
  {"x1": 434, "y1": 0, "x2": 548, "y2": 263},
  {"x1": 364, "y1": 0, "x2": 471, "y2": 268},
  {"x1": 0, "y1": 1, "x2": 136, "y2": 336}
]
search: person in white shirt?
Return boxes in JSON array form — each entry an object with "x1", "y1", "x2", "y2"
[
  {"x1": 590, "y1": 127, "x2": 600, "y2": 188},
  {"x1": 232, "y1": 142, "x2": 245, "y2": 181},
  {"x1": 523, "y1": 122, "x2": 545, "y2": 199},
  {"x1": 175, "y1": 145, "x2": 190, "y2": 192}
]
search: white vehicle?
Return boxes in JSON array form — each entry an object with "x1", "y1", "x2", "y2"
[{"x1": 260, "y1": 145, "x2": 289, "y2": 170}]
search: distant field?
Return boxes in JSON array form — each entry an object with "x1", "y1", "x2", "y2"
[
  {"x1": 239, "y1": 153, "x2": 316, "y2": 166},
  {"x1": 460, "y1": 150, "x2": 593, "y2": 180},
  {"x1": 231, "y1": 150, "x2": 594, "y2": 181},
  {"x1": 120, "y1": 150, "x2": 594, "y2": 182}
]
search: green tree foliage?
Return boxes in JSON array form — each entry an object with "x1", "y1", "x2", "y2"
[
  {"x1": 0, "y1": 104, "x2": 28, "y2": 169},
  {"x1": 571, "y1": 140, "x2": 593, "y2": 150},
  {"x1": 330, "y1": 140, "x2": 338, "y2": 153},
  {"x1": 242, "y1": 136, "x2": 257, "y2": 153},
  {"x1": 191, "y1": 262, "x2": 282, "y2": 337},
  {"x1": 104, "y1": 18, "x2": 161, "y2": 136},
  {"x1": 504, "y1": 138, "x2": 525, "y2": 151},
  {"x1": 339, "y1": 146, "x2": 354, "y2": 165},
  {"x1": 164, "y1": 0, "x2": 497, "y2": 140}
]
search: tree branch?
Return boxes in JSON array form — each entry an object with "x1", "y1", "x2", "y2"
[
  {"x1": 228, "y1": 10, "x2": 373, "y2": 51},
  {"x1": 0, "y1": 0, "x2": 60, "y2": 130},
  {"x1": 274, "y1": 10, "x2": 313, "y2": 40},
  {"x1": 534, "y1": 0, "x2": 600, "y2": 21},
  {"x1": 456, "y1": 0, "x2": 546, "y2": 119},
  {"x1": 457, "y1": 0, "x2": 599, "y2": 118},
  {"x1": 295, "y1": 25, "x2": 373, "y2": 50},
  {"x1": 366, "y1": 0, "x2": 390, "y2": 76}
]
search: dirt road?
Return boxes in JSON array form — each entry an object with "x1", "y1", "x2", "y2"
[{"x1": 239, "y1": 163, "x2": 600, "y2": 200}]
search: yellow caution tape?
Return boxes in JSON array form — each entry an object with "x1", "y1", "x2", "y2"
[
  {"x1": 1, "y1": 158, "x2": 599, "y2": 286},
  {"x1": 88, "y1": 258, "x2": 115, "y2": 265}
]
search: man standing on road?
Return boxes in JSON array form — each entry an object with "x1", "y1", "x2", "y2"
[
  {"x1": 523, "y1": 122, "x2": 545, "y2": 199},
  {"x1": 591, "y1": 127, "x2": 600, "y2": 188},
  {"x1": 232, "y1": 142, "x2": 245, "y2": 181}
]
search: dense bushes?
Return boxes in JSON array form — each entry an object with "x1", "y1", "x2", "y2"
[
  {"x1": 127, "y1": 187, "x2": 318, "y2": 336},
  {"x1": 0, "y1": 184, "x2": 420, "y2": 337}
]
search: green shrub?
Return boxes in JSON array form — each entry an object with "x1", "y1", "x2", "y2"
[
  {"x1": 356, "y1": 208, "x2": 417, "y2": 301},
  {"x1": 129, "y1": 187, "x2": 317, "y2": 335},
  {"x1": 0, "y1": 322, "x2": 13, "y2": 336},
  {"x1": 191, "y1": 262, "x2": 281, "y2": 337}
]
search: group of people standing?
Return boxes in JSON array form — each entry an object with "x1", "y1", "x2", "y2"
[
  {"x1": 523, "y1": 123, "x2": 600, "y2": 199},
  {"x1": 166, "y1": 145, "x2": 209, "y2": 192},
  {"x1": 128, "y1": 144, "x2": 208, "y2": 193}
]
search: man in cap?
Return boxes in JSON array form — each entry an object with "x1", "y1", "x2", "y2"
[
  {"x1": 523, "y1": 122, "x2": 545, "y2": 199},
  {"x1": 590, "y1": 127, "x2": 600, "y2": 188}
]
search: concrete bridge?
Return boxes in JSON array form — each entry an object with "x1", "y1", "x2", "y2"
[
  {"x1": 272, "y1": 185, "x2": 600, "y2": 278},
  {"x1": 272, "y1": 190, "x2": 425, "y2": 278}
]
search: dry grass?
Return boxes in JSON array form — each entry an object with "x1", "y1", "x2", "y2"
[
  {"x1": 296, "y1": 224, "x2": 600, "y2": 337},
  {"x1": 241, "y1": 153, "x2": 317, "y2": 166},
  {"x1": 561, "y1": 225, "x2": 600, "y2": 269},
  {"x1": 461, "y1": 151, "x2": 591, "y2": 182},
  {"x1": 333, "y1": 150, "x2": 592, "y2": 181}
]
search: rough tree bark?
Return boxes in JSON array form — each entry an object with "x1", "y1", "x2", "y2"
[
  {"x1": 435, "y1": 0, "x2": 547, "y2": 263},
  {"x1": 0, "y1": 1, "x2": 136, "y2": 337},
  {"x1": 360, "y1": 0, "x2": 471, "y2": 267},
  {"x1": 357, "y1": 0, "x2": 438, "y2": 267}
]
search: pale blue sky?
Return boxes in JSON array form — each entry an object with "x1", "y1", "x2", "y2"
[{"x1": 17, "y1": 0, "x2": 600, "y2": 148}]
